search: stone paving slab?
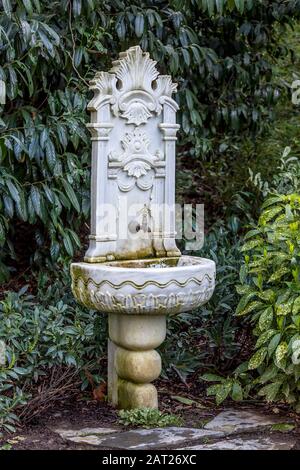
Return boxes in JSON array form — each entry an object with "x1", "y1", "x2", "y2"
[
  {"x1": 204, "y1": 409, "x2": 285, "y2": 435},
  {"x1": 53, "y1": 426, "x2": 120, "y2": 446},
  {"x1": 97, "y1": 428, "x2": 224, "y2": 450},
  {"x1": 179, "y1": 437, "x2": 296, "y2": 451},
  {"x1": 51, "y1": 409, "x2": 296, "y2": 450},
  {"x1": 54, "y1": 426, "x2": 223, "y2": 449}
]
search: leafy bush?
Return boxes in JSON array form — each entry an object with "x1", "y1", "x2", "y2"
[
  {"x1": 1, "y1": 0, "x2": 300, "y2": 278},
  {"x1": 237, "y1": 193, "x2": 300, "y2": 407},
  {"x1": 160, "y1": 219, "x2": 245, "y2": 383},
  {"x1": 118, "y1": 408, "x2": 182, "y2": 428},
  {"x1": 0, "y1": 266, "x2": 107, "y2": 433},
  {"x1": 204, "y1": 193, "x2": 300, "y2": 410},
  {"x1": 249, "y1": 146, "x2": 300, "y2": 197}
]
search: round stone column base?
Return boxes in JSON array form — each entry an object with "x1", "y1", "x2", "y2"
[
  {"x1": 118, "y1": 380, "x2": 158, "y2": 409},
  {"x1": 115, "y1": 347, "x2": 161, "y2": 383},
  {"x1": 107, "y1": 313, "x2": 166, "y2": 409}
]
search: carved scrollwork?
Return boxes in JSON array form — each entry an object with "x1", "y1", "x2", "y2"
[{"x1": 115, "y1": 169, "x2": 155, "y2": 192}]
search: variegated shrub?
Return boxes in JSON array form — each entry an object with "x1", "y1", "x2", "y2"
[{"x1": 236, "y1": 193, "x2": 300, "y2": 408}]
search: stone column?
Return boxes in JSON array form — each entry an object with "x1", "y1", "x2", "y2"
[
  {"x1": 107, "y1": 314, "x2": 166, "y2": 409},
  {"x1": 159, "y1": 99, "x2": 181, "y2": 257}
]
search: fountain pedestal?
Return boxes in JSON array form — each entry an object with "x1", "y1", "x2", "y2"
[
  {"x1": 108, "y1": 313, "x2": 166, "y2": 408},
  {"x1": 71, "y1": 256, "x2": 215, "y2": 409},
  {"x1": 70, "y1": 47, "x2": 216, "y2": 410}
]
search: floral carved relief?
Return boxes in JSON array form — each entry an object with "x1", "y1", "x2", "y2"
[
  {"x1": 72, "y1": 274, "x2": 215, "y2": 315},
  {"x1": 109, "y1": 127, "x2": 164, "y2": 192}
]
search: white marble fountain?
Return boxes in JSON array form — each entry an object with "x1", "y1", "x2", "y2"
[{"x1": 71, "y1": 46, "x2": 215, "y2": 409}]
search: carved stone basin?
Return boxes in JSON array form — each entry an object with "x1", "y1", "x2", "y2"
[{"x1": 71, "y1": 255, "x2": 215, "y2": 316}]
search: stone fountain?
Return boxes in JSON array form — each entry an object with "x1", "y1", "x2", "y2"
[{"x1": 71, "y1": 46, "x2": 215, "y2": 409}]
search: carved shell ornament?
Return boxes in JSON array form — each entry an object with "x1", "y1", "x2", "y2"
[
  {"x1": 124, "y1": 161, "x2": 151, "y2": 178},
  {"x1": 88, "y1": 46, "x2": 178, "y2": 126}
]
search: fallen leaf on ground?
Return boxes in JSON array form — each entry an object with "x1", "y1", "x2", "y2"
[
  {"x1": 171, "y1": 395, "x2": 206, "y2": 408},
  {"x1": 93, "y1": 382, "x2": 107, "y2": 402}
]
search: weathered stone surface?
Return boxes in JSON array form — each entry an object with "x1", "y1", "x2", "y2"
[
  {"x1": 179, "y1": 437, "x2": 296, "y2": 451},
  {"x1": 109, "y1": 314, "x2": 166, "y2": 351},
  {"x1": 92, "y1": 427, "x2": 223, "y2": 449},
  {"x1": 118, "y1": 380, "x2": 158, "y2": 409},
  {"x1": 82, "y1": 45, "x2": 182, "y2": 262},
  {"x1": 204, "y1": 409, "x2": 282, "y2": 434},
  {"x1": 55, "y1": 426, "x2": 223, "y2": 449},
  {"x1": 53, "y1": 426, "x2": 120, "y2": 446},
  {"x1": 107, "y1": 339, "x2": 118, "y2": 405},
  {"x1": 115, "y1": 346, "x2": 161, "y2": 383}
]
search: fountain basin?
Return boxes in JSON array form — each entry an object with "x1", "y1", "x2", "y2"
[{"x1": 71, "y1": 255, "x2": 215, "y2": 316}]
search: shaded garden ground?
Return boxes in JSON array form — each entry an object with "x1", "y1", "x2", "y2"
[{"x1": 1, "y1": 386, "x2": 299, "y2": 450}]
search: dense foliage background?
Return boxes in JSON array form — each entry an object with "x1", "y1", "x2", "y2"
[
  {"x1": 1, "y1": 0, "x2": 300, "y2": 431},
  {"x1": 1, "y1": 0, "x2": 300, "y2": 278}
]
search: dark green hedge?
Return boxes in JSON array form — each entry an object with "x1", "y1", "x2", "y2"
[{"x1": 0, "y1": 0, "x2": 299, "y2": 280}]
